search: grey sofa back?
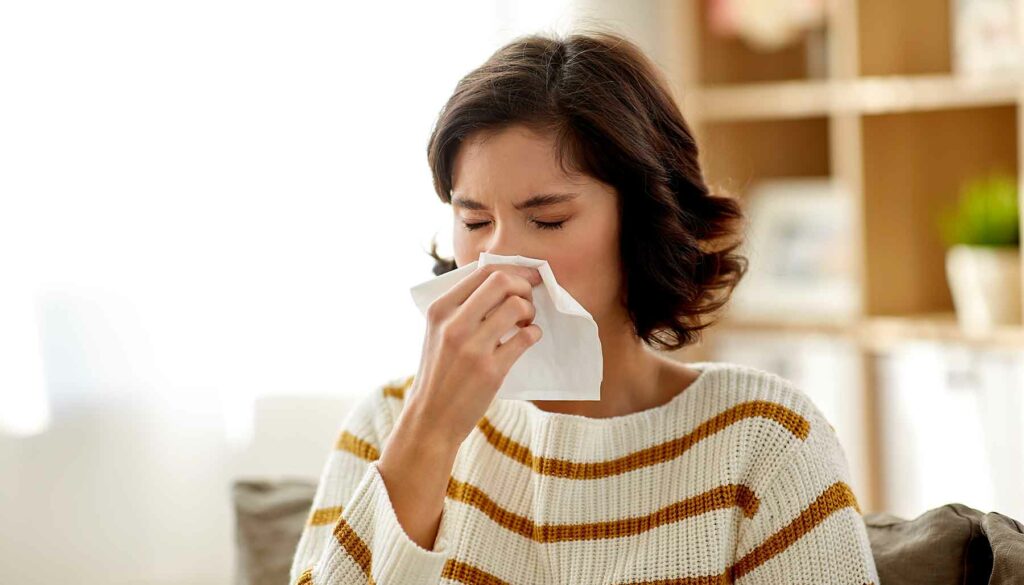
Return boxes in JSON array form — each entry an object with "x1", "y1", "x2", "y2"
[
  {"x1": 863, "y1": 504, "x2": 1024, "y2": 585},
  {"x1": 233, "y1": 479, "x2": 317, "y2": 585}
]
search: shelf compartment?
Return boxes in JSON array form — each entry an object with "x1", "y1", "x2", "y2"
[
  {"x1": 694, "y1": 0, "x2": 829, "y2": 84},
  {"x1": 698, "y1": 117, "x2": 832, "y2": 197},
  {"x1": 860, "y1": 104, "x2": 1019, "y2": 317},
  {"x1": 858, "y1": 0, "x2": 953, "y2": 76}
]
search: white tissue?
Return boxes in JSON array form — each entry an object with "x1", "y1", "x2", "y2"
[{"x1": 409, "y1": 252, "x2": 603, "y2": 401}]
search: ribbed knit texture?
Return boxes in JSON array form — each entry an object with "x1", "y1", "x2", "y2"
[{"x1": 289, "y1": 361, "x2": 880, "y2": 584}]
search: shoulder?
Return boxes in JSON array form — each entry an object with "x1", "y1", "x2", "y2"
[
  {"x1": 695, "y1": 361, "x2": 843, "y2": 485},
  {"x1": 699, "y1": 360, "x2": 833, "y2": 428}
]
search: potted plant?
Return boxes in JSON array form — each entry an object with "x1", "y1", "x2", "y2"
[{"x1": 937, "y1": 171, "x2": 1021, "y2": 333}]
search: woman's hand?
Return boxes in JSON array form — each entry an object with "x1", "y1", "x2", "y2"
[
  {"x1": 403, "y1": 263, "x2": 543, "y2": 449},
  {"x1": 375, "y1": 263, "x2": 542, "y2": 551}
]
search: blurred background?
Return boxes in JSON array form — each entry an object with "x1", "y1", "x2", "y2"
[{"x1": 2, "y1": 0, "x2": 1023, "y2": 583}]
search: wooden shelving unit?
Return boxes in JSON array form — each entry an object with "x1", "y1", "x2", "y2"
[{"x1": 663, "y1": 0, "x2": 1023, "y2": 514}]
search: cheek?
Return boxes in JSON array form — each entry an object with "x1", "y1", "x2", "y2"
[
  {"x1": 547, "y1": 219, "x2": 622, "y2": 313},
  {"x1": 552, "y1": 255, "x2": 620, "y2": 313}
]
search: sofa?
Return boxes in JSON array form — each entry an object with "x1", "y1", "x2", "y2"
[{"x1": 232, "y1": 478, "x2": 1024, "y2": 585}]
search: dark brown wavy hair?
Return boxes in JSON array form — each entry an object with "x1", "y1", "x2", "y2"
[{"x1": 424, "y1": 28, "x2": 748, "y2": 351}]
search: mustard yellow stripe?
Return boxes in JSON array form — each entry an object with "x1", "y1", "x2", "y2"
[
  {"x1": 306, "y1": 483, "x2": 866, "y2": 585},
  {"x1": 440, "y1": 559, "x2": 728, "y2": 585},
  {"x1": 382, "y1": 375, "x2": 414, "y2": 400},
  {"x1": 442, "y1": 559, "x2": 512, "y2": 585},
  {"x1": 446, "y1": 476, "x2": 760, "y2": 542},
  {"x1": 439, "y1": 559, "x2": 874, "y2": 585},
  {"x1": 333, "y1": 516, "x2": 376, "y2": 585},
  {"x1": 605, "y1": 492, "x2": 871, "y2": 585},
  {"x1": 426, "y1": 555, "x2": 871, "y2": 585},
  {"x1": 309, "y1": 506, "x2": 343, "y2": 526},
  {"x1": 729, "y1": 481, "x2": 862, "y2": 582},
  {"x1": 333, "y1": 375, "x2": 413, "y2": 459},
  {"x1": 335, "y1": 431, "x2": 379, "y2": 461},
  {"x1": 611, "y1": 573, "x2": 729, "y2": 585},
  {"x1": 310, "y1": 476, "x2": 758, "y2": 539},
  {"x1": 475, "y1": 400, "x2": 810, "y2": 479}
]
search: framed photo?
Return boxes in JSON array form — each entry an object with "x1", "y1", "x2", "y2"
[
  {"x1": 728, "y1": 177, "x2": 860, "y2": 322},
  {"x1": 951, "y1": 0, "x2": 1024, "y2": 76}
]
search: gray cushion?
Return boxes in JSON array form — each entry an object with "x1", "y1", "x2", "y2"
[
  {"x1": 233, "y1": 479, "x2": 317, "y2": 585},
  {"x1": 864, "y1": 503, "x2": 1024, "y2": 585}
]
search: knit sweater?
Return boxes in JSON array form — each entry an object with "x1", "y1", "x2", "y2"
[{"x1": 289, "y1": 361, "x2": 880, "y2": 585}]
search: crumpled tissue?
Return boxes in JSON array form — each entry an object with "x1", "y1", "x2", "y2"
[{"x1": 409, "y1": 252, "x2": 603, "y2": 401}]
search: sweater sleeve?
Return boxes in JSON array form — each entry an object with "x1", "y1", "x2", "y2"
[
  {"x1": 732, "y1": 408, "x2": 880, "y2": 585},
  {"x1": 288, "y1": 377, "x2": 452, "y2": 585}
]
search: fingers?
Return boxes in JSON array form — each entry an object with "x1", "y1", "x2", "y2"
[
  {"x1": 493, "y1": 323, "x2": 543, "y2": 371},
  {"x1": 464, "y1": 271, "x2": 538, "y2": 326},
  {"x1": 429, "y1": 264, "x2": 541, "y2": 320},
  {"x1": 423, "y1": 263, "x2": 545, "y2": 380},
  {"x1": 475, "y1": 293, "x2": 537, "y2": 346}
]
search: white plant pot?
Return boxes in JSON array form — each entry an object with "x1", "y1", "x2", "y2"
[{"x1": 945, "y1": 244, "x2": 1022, "y2": 333}]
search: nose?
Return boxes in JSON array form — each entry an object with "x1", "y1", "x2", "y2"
[{"x1": 483, "y1": 222, "x2": 521, "y2": 257}]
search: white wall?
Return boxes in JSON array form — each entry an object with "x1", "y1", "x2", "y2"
[{"x1": 0, "y1": 1, "x2": 672, "y2": 582}]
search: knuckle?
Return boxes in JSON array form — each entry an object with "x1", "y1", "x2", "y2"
[
  {"x1": 521, "y1": 327, "x2": 539, "y2": 346},
  {"x1": 425, "y1": 299, "x2": 444, "y2": 322},
  {"x1": 489, "y1": 269, "x2": 513, "y2": 287},
  {"x1": 514, "y1": 296, "x2": 534, "y2": 317},
  {"x1": 439, "y1": 323, "x2": 462, "y2": 345},
  {"x1": 516, "y1": 329, "x2": 533, "y2": 346}
]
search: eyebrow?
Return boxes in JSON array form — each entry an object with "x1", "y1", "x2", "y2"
[{"x1": 451, "y1": 192, "x2": 581, "y2": 211}]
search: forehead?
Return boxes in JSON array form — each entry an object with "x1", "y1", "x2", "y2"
[{"x1": 451, "y1": 125, "x2": 583, "y2": 194}]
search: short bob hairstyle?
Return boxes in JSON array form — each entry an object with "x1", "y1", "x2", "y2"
[{"x1": 425, "y1": 28, "x2": 748, "y2": 352}]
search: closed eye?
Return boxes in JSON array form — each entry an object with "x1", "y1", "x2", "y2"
[
  {"x1": 534, "y1": 220, "x2": 566, "y2": 230},
  {"x1": 462, "y1": 219, "x2": 567, "y2": 231}
]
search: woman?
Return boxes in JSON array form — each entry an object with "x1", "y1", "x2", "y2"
[{"x1": 290, "y1": 29, "x2": 879, "y2": 585}]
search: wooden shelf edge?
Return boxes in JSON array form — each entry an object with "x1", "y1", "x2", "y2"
[
  {"x1": 692, "y1": 74, "x2": 1024, "y2": 122},
  {"x1": 709, "y1": 312, "x2": 1024, "y2": 351}
]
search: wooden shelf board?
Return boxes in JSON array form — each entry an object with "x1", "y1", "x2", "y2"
[
  {"x1": 858, "y1": 312, "x2": 1024, "y2": 352},
  {"x1": 710, "y1": 312, "x2": 1024, "y2": 351},
  {"x1": 693, "y1": 74, "x2": 1024, "y2": 122},
  {"x1": 714, "y1": 314, "x2": 856, "y2": 336}
]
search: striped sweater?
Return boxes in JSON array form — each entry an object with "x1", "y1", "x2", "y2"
[{"x1": 289, "y1": 360, "x2": 880, "y2": 584}]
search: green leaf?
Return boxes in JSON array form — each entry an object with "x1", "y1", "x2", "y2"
[{"x1": 935, "y1": 171, "x2": 1019, "y2": 247}]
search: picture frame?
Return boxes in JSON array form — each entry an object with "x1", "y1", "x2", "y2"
[
  {"x1": 951, "y1": 0, "x2": 1024, "y2": 76},
  {"x1": 727, "y1": 177, "x2": 860, "y2": 322}
]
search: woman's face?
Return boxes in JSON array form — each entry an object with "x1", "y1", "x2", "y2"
[{"x1": 450, "y1": 124, "x2": 623, "y2": 324}]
